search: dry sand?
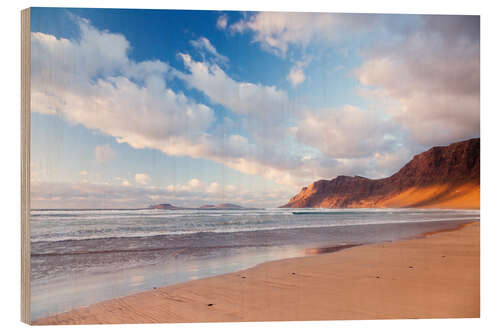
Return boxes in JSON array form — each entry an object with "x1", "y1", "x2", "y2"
[{"x1": 34, "y1": 222, "x2": 480, "y2": 325}]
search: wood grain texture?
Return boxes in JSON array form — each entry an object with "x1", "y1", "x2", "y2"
[{"x1": 21, "y1": 7, "x2": 31, "y2": 325}]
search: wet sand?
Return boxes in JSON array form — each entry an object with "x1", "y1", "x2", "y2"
[{"x1": 34, "y1": 222, "x2": 479, "y2": 325}]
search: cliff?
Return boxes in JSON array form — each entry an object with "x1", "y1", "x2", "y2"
[{"x1": 282, "y1": 138, "x2": 480, "y2": 209}]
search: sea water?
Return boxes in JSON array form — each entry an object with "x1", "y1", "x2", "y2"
[{"x1": 30, "y1": 208, "x2": 479, "y2": 320}]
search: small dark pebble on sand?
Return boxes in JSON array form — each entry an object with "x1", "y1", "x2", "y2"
[
  {"x1": 241, "y1": 276, "x2": 246, "y2": 279},
  {"x1": 291, "y1": 273, "x2": 296, "y2": 275},
  {"x1": 409, "y1": 266, "x2": 414, "y2": 269},
  {"x1": 207, "y1": 304, "x2": 214, "y2": 307},
  {"x1": 376, "y1": 276, "x2": 380, "y2": 279}
]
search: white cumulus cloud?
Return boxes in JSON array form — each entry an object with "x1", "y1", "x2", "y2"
[
  {"x1": 355, "y1": 15, "x2": 480, "y2": 146},
  {"x1": 31, "y1": 17, "x2": 216, "y2": 161},
  {"x1": 190, "y1": 36, "x2": 229, "y2": 65},
  {"x1": 294, "y1": 105, "x2": 400, "y2": 158},
  {"x1": 287, "y1": 66, "x2": 305, "y2": 87},
  {"x1": 135, "y1": 173, "x2": 151, "y2": 185},
  {"x1": 216, "y1": 14, "x2": 228, "y2": 30},
  {"x1": 230, "y1": 12, "x2": 375, "y2": 56}
]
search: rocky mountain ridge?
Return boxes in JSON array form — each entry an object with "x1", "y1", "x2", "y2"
[{"x1": 282, "y1": 138, "x2": 480, "y2": 209}]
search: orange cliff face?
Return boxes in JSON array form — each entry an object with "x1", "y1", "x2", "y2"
[{"x1": 282, "y1": 138, "x2": 480, "y2": 209}]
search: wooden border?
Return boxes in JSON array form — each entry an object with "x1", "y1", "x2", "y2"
[{"x1": 21, "y1": 7, "x2": 31, "y2": 325}]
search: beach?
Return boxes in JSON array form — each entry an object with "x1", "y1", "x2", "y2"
[
  {"x1": 34, "y1": 221, "x2": 479, "y2": 324},
  {"x1": 29, "y1": 208, "x2": 478, "y2": 320}
]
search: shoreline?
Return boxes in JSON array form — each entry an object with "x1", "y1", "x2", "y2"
[{"x1": 33, "y1": 220, "x2": 480, "y2": 325}]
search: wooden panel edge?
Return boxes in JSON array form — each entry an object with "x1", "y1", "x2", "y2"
[{"x1": 21, "y1": 7, "x2": 31, "y2": 325}]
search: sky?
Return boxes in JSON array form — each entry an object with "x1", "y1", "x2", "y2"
[{"x1": 29, "y1": 8, "x2": 480, "y2": 209}]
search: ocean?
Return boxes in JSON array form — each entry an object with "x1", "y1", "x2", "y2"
[{"x1": 30, "y1": 208, "x2": 479, "y2": 320}]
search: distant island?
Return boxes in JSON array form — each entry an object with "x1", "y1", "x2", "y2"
[
  {"x1": 148, "y1": 203, "x2": 184, "y2": 210},
  {"x1": 282, "y1": 138, "x2": 479, "y2": 209},
  {"x1": 198, "y1": 203, "x2": 246, "y2": 210},
  {"x1": 148, "y1": 203, "x2": 252, "y2": 210}
]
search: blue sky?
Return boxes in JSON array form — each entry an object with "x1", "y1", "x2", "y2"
[{"x1": 29, "y1": 8, "x2": 480, "y2": 208}]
